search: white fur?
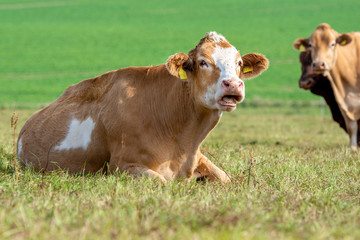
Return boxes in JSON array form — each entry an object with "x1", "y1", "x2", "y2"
[
  {"x1": 17, "y1": 137, "x2": 31, "y2": 169},
  {"x1": 55, "y1": 117, "x2": 95, "y2": 151},
  {"x1": 206, "y1": 32, "x2": 227, "y2": 43},
  {"x1": 17, "y1": 138, "x2": 22, "y2": 156},
  {"x1": 212, "y1": 45, "x2": 241, "y2": 83},
  {"x1": 25, "y1": 161, "x2": 31, "y2": 169},
  {"x1": 202, "y1": 45, "x2": 245, "y2": 109}
]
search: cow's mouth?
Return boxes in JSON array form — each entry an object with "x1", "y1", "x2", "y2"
[
  {"x1": 218, "y1": 95, "x2": 242, "y2": 109},
  {"x1": 313, "y1": 69, "x2": 327, "y2": 74}
]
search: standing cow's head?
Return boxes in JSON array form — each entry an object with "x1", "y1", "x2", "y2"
[
  {"x1": 166, "y1": 32, "x2": 269, "y2": 112},
  {"x1": 298, "y1": 49, "x2": 327, "y2": 90},
  {"x1": 293, "y1": 23, "x2": 352, "y2": 74}
]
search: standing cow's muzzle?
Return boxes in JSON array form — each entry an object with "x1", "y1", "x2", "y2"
[
  {"x1": 312, "y1": 60, "x2": 328, "y2": 74},
  {"x1": 217, "y1": 78, "x2": 245, "y2": 111}
]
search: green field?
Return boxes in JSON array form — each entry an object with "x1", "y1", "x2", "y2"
[
  {"x1": 1, "y1": 0, "x2": 360, "y2": 239},
  {"x1": 1, "y1": 0, "x2": 360, "y2": 108}
]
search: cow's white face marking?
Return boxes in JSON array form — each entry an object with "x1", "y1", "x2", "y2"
[
  {"x1": 203, "y1": 45, "x2": 245, "y2": 110},
  {"x1": 55, "y1": 117, "x2": 95, "y2": 151},
  {"x1": 212, "y1": 45, "x2": 240, "y2": 82}
]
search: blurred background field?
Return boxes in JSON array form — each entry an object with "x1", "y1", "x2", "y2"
[{"x1": 1, "y1": 0, "x2": 360, "y2": 108}]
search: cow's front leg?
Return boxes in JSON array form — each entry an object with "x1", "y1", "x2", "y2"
[
  {"x1": 195, "y1": 154, "x2": 231, "y2": 183},
  {"x1": 347, "y1": 120, "x2": 358, "y2": 151},
  {"x1": 125, "y1": 166, "x2": 167, "y2": 183},
  {"x1": 110, "y1": 161, "x2": 167, "y2": 183}
]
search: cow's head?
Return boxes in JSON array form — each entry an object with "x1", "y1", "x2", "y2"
[
  {"x1": 298, "y1": 49, "x2": 324, "y2": 90},
  {"x1": 166, "y1": 32, "x2": 269, "y2": 112},
  {"x1": 293, "y1": 23, "x2": 352, "y2": 74}
]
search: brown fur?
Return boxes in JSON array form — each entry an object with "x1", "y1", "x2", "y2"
[
  {"x1": 240, "y1": 53, "x2": 269, "y2": 79},
  {"x1": 17, "y1": 32, "x2": 268, "y2": 182},
  {"x1": 294, "y1": 23, "x2": 360, "y2": 149}
]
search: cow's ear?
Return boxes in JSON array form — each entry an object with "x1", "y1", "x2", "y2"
[
  {"x1": 293, "y1": 38, "x2": 310, "y2": 52},
  {"x1": 239, "y1": 53, "x2": 269, "y2": 80},
  {"x1": 336, "y1": 34, "x2": 352, "y2": 46},
  {"x1": 166, "y1": 53, "x2": 193, "y2": 80}
]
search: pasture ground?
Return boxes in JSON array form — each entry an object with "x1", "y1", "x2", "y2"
[{"x1": 1, "y1": 106, "x2": 360, "y2": 240}]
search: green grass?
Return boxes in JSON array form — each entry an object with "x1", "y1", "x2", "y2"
[
  {"x1": 1, "y1": 106, "x2": 360, "y2": 239},
  {"x1": 1, "y1": 0, "x2": 360, "y2": 108}
]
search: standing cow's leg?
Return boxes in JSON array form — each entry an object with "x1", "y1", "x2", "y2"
[
  {"x1": 347, "y1": 120, "x2": 358, "y2": 151},
  {"x1": 342, "y1": 113, "x2": 359, "y2": 151},
  {"x1": 195, "y1": 154, "x2": 231, "y2": 183}
]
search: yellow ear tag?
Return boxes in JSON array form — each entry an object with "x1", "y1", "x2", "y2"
[
  {"x1": 299, "y1": 44, "x2": 306, "y2": 52},
  {"x1": 243, "y1": 66, "x2": 253, "y2": 74},
  {"x1": 340, "y1": 39, "x2": 347, "y2": 45},
  {"x1": 179, "y1": 66, "x2": 188, "y2": 79}
]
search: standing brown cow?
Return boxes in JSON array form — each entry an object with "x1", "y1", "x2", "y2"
[
  {"x1": 294, "y1": 23, "x2": 360, "y2": 150},
  {"x1": 297, "y1": 49, "x2": 360, "y2": 146},
  {"x1": 17, "y1": 32, "x2": 269, "y2": 182}
]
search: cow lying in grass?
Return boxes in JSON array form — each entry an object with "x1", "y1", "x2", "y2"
[{"x1": 17, "y1": 32, "x2": 269, "y2": 182}]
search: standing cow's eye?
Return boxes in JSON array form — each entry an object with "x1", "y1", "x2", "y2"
[
  {"x1": 238, "y1": 60, "x2": 243, "y2": 67},
  {"x1": 330, "y1": 41, "x2": 336, "y2": 48},
  {"x1": 199, "y1": 60, "x2": 208, "y2": 68}
]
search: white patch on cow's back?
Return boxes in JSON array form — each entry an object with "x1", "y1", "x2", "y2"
[
  {"x1": 17, "y1": 137, "x2": 22, "y2": 156},
  {"x1": 16, "y1": 137, "x2": 31, "y2": 169},
  {"x1": 55, "y1": 117, "x2": 95, "y2": 151}
]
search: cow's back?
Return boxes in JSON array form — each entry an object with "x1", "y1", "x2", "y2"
[
  {"x1": 17, "y1": 66, "x2": 184, "y2": 174},
  {"x1": 17, "y1": 72, "x2": 118, "y2": 173}
]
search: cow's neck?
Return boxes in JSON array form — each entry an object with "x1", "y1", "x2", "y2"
[
  {"x1": 326, "y1": 43, "x2": 360, "y2": 121},
  {"x1": 331, "y1": 41, "x2": 359, "y2": 90},
  {"x1": 142, "y1": 65, "x2": 220, "y2": 144}
]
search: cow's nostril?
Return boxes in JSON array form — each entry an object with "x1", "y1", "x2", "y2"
[{"x1": 222, "y1": 81, "x2": 230, "y2": 88}]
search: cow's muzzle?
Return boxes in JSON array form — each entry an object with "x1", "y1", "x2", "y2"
[
  {"x1": 299, "y1": 77, "x2": 315, "y2": 90},
  {"x1": 312, "y1": 61, "x2": 328, "y2": 74},
  {"x1": 217, "y1": 79, "x2": 244, "y2": 111}
]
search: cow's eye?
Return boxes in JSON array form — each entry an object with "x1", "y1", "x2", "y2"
[
  {"x1": 330, "y1": 42, "x2": 336, "y2": 48},
  {"x1": 238, "y1": 60, "x2": 243, "y2": 67},
  {"x1": 200, "y1": 60, "x2": 208, "y2": 68}
]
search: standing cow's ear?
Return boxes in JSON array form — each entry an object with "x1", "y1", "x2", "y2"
[
  {"x1": 166, "y1": 53, "x2": 193, "y2": 80},
  {"x1": 239, "y1": 53, "x2": 269, "y2": 80},
  {"x1": 336, "y1": 34, "x2": 352, "y2": 46},
  {"x1": 293, "y1": 38, "x2": 310, "y2": 52}
]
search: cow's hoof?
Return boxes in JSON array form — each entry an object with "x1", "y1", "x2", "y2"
[{"x1": 350, "y1": 145, "x2": 358, "y2": 152}]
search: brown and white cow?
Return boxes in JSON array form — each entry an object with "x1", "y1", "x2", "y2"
[
  {"x1": 17, "y1": 32, "x2": 269, "y2": 182},
  {"x1": 294, "y1": 23, "x2": 360, "y2": 150}
]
